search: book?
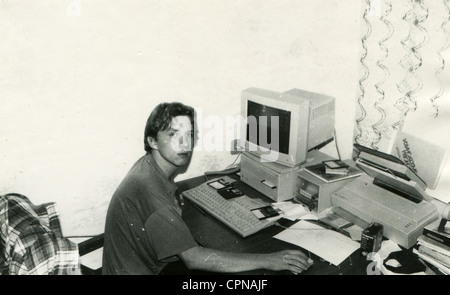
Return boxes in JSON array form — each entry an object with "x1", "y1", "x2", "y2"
[
  {"x1": 417, "y1": 245, "x2": 450, "y2": 268},
  {"x1": 423, "y1": 226, "x2": 450, "y2": 248},
  {"x1": 417, "y1": 235, "x2": 450, "y2": 256},
  {"x1": 415, "y1": 235, "x2": 450, "y2": 274},
  {"x1": 389, "y1": 131, "x2": 448, "y2": 190},
  {"x1": 323, "y1": 160, "x2": 349, "y2": 175},
  {"x1": 325, "y1": 167, "x2": 348, "y2": 175},
  {"x1": 353, "y1": 143, "x2": 427, "y2": 189},
  {"x1": 304, "y1": 163, "x2": 363, "y2": 183},
  {"x1": 413, "y1": 249, "x2": 450, "y2": 275}
]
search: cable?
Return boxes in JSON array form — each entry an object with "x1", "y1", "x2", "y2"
[
  {"x1": 334, "y1": 129, "x2": 342, "y2": 160},
  {"x1": 203, "y1": 152, "x2": 242, "y2": 181},
  {"x1": 226, "y1": 152, "x2": 242, "y2": 169},
  {"x1": 204, "y1": 165, "x2": 241, "y2": 181}
]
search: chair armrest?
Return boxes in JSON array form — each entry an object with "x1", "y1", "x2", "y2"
[
  {"x1": 78, "y1": 234, "x2": 104, "y2": 256},
  {"x1": 78, "y1": 234, "x2": 104, "y2": 275}
]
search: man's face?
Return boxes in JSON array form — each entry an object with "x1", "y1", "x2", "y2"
[{"x1": 150, "y1": 115, "x2": 194, "y2": 168}]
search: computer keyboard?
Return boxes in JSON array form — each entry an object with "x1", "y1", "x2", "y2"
[{"x1": 182, "y1": 176, "x2": 281, "y2": 237}]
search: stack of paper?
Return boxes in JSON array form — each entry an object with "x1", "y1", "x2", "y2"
[
  {"x1": 273, "y1": 220, "x2": 360, "y2": 266},
  {"x1": 272, "y1": 202, "x2": 318, "y2": 221}
]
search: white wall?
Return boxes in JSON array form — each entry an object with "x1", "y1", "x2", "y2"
[{"x1": 0, "y1": 0, "x2": 362, "y2": 236}]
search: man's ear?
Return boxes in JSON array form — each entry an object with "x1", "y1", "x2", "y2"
[{"x1": 147, "y1": 136, "x2": 158, "y2": 150}]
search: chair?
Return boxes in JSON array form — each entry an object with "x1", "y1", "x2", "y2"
[{"x1": 77, "y1": 233, "x2": 104, "y2": 275}]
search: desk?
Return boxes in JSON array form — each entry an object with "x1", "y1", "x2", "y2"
[
  {"x1": 77, "y1": 171, "x2": 435, "y2": 275},
  {"x1": 163, "y1": 173, "x2": 371, "y2": 275}
]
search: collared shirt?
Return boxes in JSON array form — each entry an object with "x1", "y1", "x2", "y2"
[
  {"x1": 102, "y1": 153, "x2": 198, "y2": 275},
  {"x1": 0, "y1": 193, "x2": 80, "y2": 275}
]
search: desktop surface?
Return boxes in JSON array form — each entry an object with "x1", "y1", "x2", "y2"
[{"x1": 171, "y1": 173, "x2": 371, "y2": 275}]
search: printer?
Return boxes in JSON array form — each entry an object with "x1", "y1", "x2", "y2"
[{"x1": 331, "y1": 144, "x2": 439, "y2": 249}]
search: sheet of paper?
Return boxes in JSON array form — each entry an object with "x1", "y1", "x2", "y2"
[
  {"x1": 345, "y1": 224, "x2": 363, "y2": 241},
  {"x1": 299, "y1": 213, "x2": 319, "y2": 221},
  {"x1": 274, "y1": 220, "x2": 360, "y2": 266},
  {"x1": 272, "y1": 202, "x2": 317, "y2": 221}
]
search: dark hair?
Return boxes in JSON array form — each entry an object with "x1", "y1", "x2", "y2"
[{"x1": 144, "y1": 102, "x2": 196, "y2": 152}]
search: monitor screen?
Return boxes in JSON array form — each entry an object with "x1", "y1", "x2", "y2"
[
  {"x1": 241, "y1": 87, "x2": 335, "y2": 167},
  {"x1": 246, "y1": 100, "x2": 291, "y2": 155}
]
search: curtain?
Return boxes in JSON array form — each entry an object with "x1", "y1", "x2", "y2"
[{"x1": 354, "y1": 0, "x2": 450, "y2": 151}]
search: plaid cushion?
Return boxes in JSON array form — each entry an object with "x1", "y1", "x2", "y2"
[{"x1": 0, "y1": 193, "x2": 80, "y2": 275}]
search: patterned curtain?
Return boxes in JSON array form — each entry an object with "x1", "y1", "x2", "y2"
[{"x1": 354, "y1": 0, "x2": 450, "y2": 151}]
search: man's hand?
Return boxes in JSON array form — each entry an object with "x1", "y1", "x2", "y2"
[{"x1": 265, "y1": 250, "x2": 314, "y2": 274}]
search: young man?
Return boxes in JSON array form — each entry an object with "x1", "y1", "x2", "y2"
[{"x1": 102, "y1": 102, "x2": 313, "y2": 275}]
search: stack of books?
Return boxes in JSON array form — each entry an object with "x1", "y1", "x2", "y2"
[
  {"x1": 323, "y1": 159, "x2": 350, "y2": 175},
  {"x1": 414, "y1": 225, "x2": 450, "y2": 274}
]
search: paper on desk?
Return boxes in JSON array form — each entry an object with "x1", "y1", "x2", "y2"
[
  {"x1": 299, "y1": 213, "x2": 319, "y2": 221},
  {"x1": 345, "y1": 224, "x2": 363, "y2": 241},
  {"x1": 274, "y1": 220, "x2": 360, "y2": 266},
  {"x1": 272, "y1": 202, "x2": 318, "y2": 221}
]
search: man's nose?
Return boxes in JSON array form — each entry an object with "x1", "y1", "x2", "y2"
[{"x1": 179, "y1": 135, "x2": 192, "y2": 150}]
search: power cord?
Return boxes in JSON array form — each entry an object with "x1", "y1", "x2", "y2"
[
  {"x1": 334, "y1": 129, "x2": 342, "y2": 160},
  {"x1": 226, "y1": 152, "x2": 242, "y2": 169},
  {"x1": 204, "y1": 165, "x2": 241, "y2": 181},
  {"x1": 203, "y1": 152, "x2": 242, "y2": 181}
]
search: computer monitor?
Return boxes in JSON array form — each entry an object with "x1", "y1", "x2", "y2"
[{"x1": 240, "y1": 87, "x2": 335, "y2": 167}]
